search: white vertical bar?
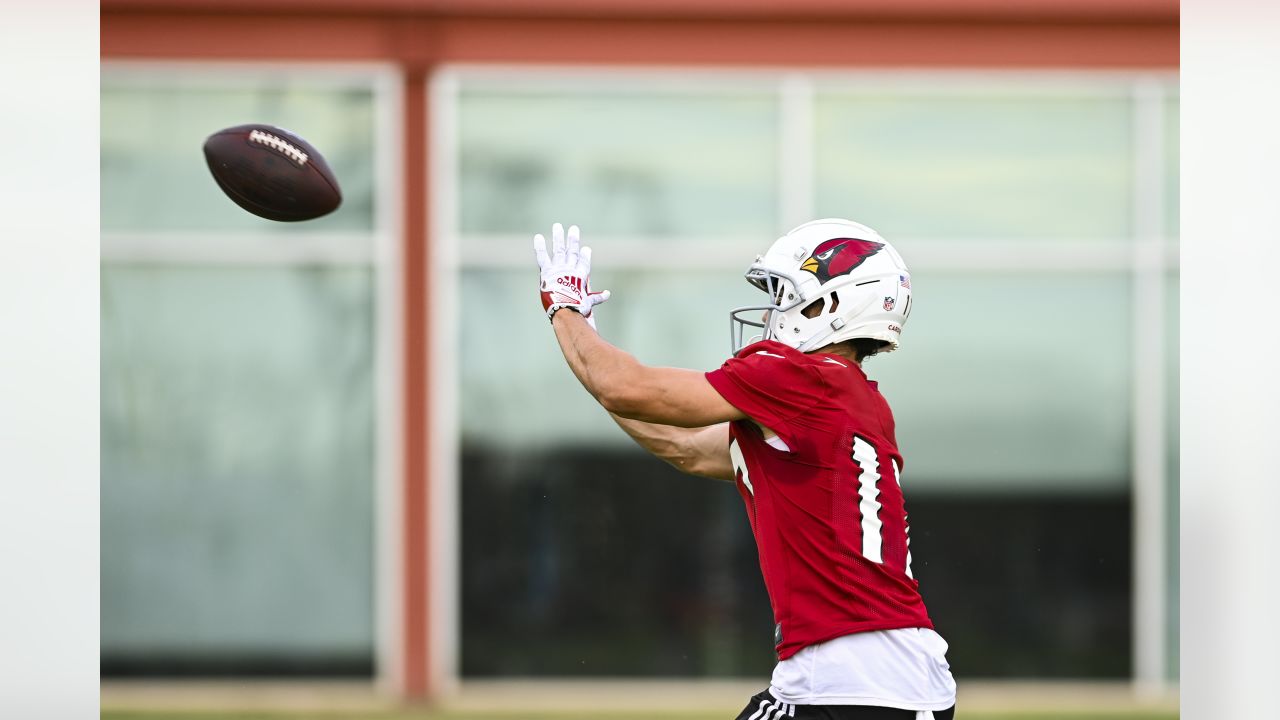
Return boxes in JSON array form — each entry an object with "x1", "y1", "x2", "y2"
[
  {"x1": 372, "y1": 66, "x2": 406, "y2": 697},
  {"x1": 1182, "y1": 10, "x2": 1280, "y2": 713},
  {"x1": 428, "y1": 67, "x2": 462, "y2": 699},
  {"x1": 1131, "y1": 77, "x2": 1168, "y2": 697},
  {"x1": 779, "y1": 74, "x2": 815, "y2": 230},
  {"x1": 852, "y1": 437, "x2": 884, "y2": 564}
]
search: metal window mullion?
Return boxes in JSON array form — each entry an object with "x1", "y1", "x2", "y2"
[
  {"x1": 99, "y1": 232, "x2": 378, "y2": 265},
  {"x1": 454, "y1": 236, "x2": 1143, "y2": 272},
  {"x1": 371, "y1": 66, "x2": 407, "y2": 698},
  {"x1": 779, "y1": 74, "x2": 815, "y2": 231},
  {"x1": 1131, "y1": 77, "x2": 1169, "y2": 696},
  {"x1": 429, "y1": 68, "x2": 463, "y2": 699}
]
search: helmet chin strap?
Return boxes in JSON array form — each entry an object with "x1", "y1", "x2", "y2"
[{"x1": 794, "y1": 329, "x2": 836, "y2": 353}]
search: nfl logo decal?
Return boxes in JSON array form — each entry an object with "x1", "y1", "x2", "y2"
[{"x1": 883, "y1": 296, "x2": 896, "y2": 311}]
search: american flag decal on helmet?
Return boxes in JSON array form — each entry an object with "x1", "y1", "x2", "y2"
[{"x1": 900, "y1": 275, "x2": 911, "y2": 289}]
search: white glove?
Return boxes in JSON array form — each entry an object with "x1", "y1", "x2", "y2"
[{"x1": 534, "y1": 222, "x2": 611, "y2": 328}]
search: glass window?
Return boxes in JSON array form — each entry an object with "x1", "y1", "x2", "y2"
[
  {"x1": 101, "y1": 81, "x2": 377, "y2": 232},
  {"x1": 870, "y1": 271, "x2": 1132, "y2": 490},
  {"x1": 101, "y1": 69, "x2": 385, "y2": 672},
  {"x1": 458, "y1": 88, "x2": 779, "y2": 239},
  {"x1": 450, "y1": 71, "x2": 1175, "y2": 681},
  {"x1": 101, "y1": 265, "x2": 375, "y2": 659},
  {"x1": 460, "y1": 446, "x2": 776, "y2": 677},
  {"x1": 814, "y1": 92, "x2": 1133, "y2": 240}
]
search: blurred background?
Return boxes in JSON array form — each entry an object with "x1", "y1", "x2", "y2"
[{"x1": 100, "y1": 0, "x2": 1179, "y2": 716}]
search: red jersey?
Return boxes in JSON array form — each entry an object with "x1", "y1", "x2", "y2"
[{"x1": 705, "y1": 339, "x2": 933, "y2": 660}]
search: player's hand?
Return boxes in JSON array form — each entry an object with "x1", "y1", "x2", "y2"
[{"x1": 533, "y1": 222, "x2": 611, "y2": 328}]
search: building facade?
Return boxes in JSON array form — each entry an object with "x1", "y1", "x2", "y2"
[{"x1": 101, "y1": 0, "x2": 1179, "y2": 699}]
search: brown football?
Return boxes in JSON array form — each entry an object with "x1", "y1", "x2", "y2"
[{"x1": 202, "y1": 124, "x2": 342, "y2": 222}]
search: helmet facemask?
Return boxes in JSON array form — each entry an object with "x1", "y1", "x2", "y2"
[{"x1": 728, "y1": 264, "x2": 808, "y2": 354}]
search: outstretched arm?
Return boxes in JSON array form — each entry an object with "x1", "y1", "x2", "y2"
[
  {"x1": 533, "y1": 222, "x2": 742, "y2": 479},
  {"x1": 607, "y1": 413, "x2": 734, "y2": 481},
  {"x1": 552, "y1": 308, "x2": 740, "y2": 477},
  {"x1": 551, "y1": 309, "x2": 743, "y2": 428}
]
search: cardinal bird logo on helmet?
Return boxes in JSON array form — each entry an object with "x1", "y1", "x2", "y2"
[{"x1": 799, "y1": 238, "x2": 884, "y2": 283}]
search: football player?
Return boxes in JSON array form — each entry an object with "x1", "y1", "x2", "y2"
[{"x1": 534, "y1": 219, "x2": 956, "y2": 720}]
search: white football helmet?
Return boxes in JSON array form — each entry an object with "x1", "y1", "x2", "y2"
[{"x1": 730, "y1": 218, "x2": 913, "y2": 354}]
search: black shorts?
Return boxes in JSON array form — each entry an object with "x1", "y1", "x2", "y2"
[{"x1": 734, "y1": 689, "x2": 956, "y2": 720}]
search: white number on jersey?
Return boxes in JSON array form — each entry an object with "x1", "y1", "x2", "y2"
[
  {"x1": 851, "y1": 435, "x2": 914, "y2": 577},
  {"x1": 729, "y1": 438, "x2": 754, "y2": 496},
  {"x1": 851, "y1": 436, "x2": 884, "y2": 563}
]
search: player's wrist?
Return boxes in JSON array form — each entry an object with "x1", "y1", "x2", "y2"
[
  {"x1": 548, "y1": 304, "x2": 579, "y2": 321},
  {"x1": 549, "y1": 305, "x2": 592, "y2": 328}
]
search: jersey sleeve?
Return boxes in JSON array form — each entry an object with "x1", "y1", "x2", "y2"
[{"x1": 705, "y1": 342, "x2": 828, "y2": 438}]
